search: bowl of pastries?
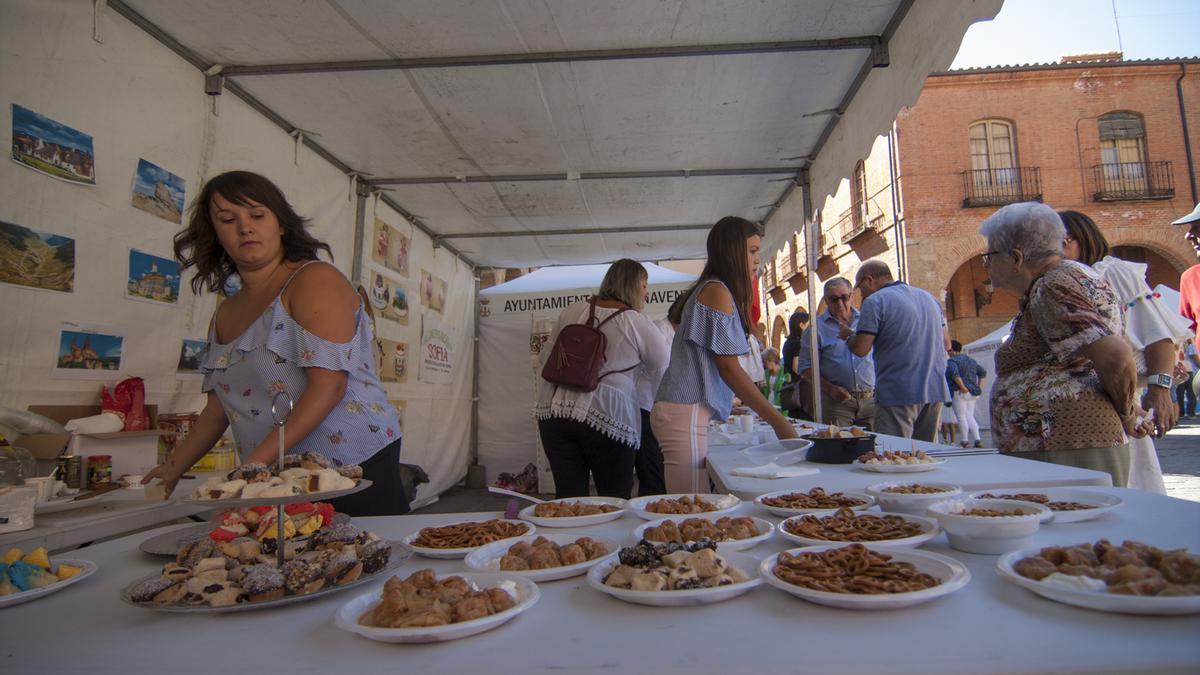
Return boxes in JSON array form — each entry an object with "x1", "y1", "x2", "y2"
[
  {"x1": 865, "y1": 481, "x2": 963, "y2": 515},
  {"x1": 464, "y1": 534, "x2": 617, "y2": 582},
  {"x1": 778, "y1": 508, "x2": 940, "y2": 549},
  {"x1": 925, "y1": 498, "x2": 1051, "y2": 554},
  {"x1": 854, "y1": 450, "x2": 945, "y2": 473},
  {"x1": 754, "y1": 487, "x2": 875, "y2": 517},
  {"x1": 587, "y1": 540, "x2": 761, "y2": 607},
  {"x1": 0, "y1": 547, "x2": 95, "y2": 609},
  {"x1": 121, "y1": 522, "x2": 398, "y2": 611},
  {"x1": 802, "y1": 426, "x2": 875, "y2": 464},
  {"x1": 517, "y1": 496, "x2": 627, "y2": 528},
  {"x1": 336, "y1": 569, "x2": 540, "y2": 643},
  {"x1": 761, "y1": 543, "x2": 971, "y2": 610},
  {"x1": 633, "y1": 515, "x2": 774, "y2": 552},
  {"x1": 186, "y1": 452, "x2": 364, "y2": 504},
  {"x1": 626, "y1": 493, "x2": 741, "y2": 521},
  {"x1": 966, "y1": 488, "x2": 1123, "y2": 523},
  {"x1": 996, "y1": 539, "x2": 1200, "y2": 615},
  {"x1": 402, "y1": 519, "x2": 534, "y2": 559}
]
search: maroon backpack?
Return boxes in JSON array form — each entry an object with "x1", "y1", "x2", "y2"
[{"x1": 541, "y1": 298, "x2": 635, "y2": 392}]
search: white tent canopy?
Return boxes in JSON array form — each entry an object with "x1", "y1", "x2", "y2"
[{"x1": 477, "y1": 263, "x2": 695, "y2": 487}]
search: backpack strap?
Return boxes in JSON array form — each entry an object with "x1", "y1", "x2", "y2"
[{"x1": 593, "y1": 301, "x2": 635, "y2": 380}]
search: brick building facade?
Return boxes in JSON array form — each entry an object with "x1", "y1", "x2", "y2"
[{"x1": 764, "y1": 57, "x2": 1200, "y2": 349}]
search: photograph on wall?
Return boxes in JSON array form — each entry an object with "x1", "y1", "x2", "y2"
[
  {"x1": 376, "y1": 338, "x2": 408, "y2": 384},
  {"x1": 53, "y1": 322, "x2": 123, "y2": 379},
  {"x1": 367, "y1": 270, "x2": 409, "y2": 326},
  {"x1": 131, "y1": 158, "x2": 186, "y2": 224},
  {"x1": 388, "y1": 399, "x2": 406, "y2": 434},
  {"x1": 126, "y1": 249, "x2": 181, "y2": 304},
  {"x1": 177, "y1": 338, "x2": 209, "y2": 373},
  {"x1": 371, "y1": 218, "x2": 409, "y2": 277},
  {"x1": 420, "y1": 269, "x2": 446, "y2": 313},
  {"x1": 11, "y1": 104, "x2": 95, "y2": 185},
  {"x1": 0, "y1": 220, "x2": 75, "y2": 293}
]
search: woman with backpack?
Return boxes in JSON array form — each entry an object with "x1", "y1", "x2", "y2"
[
  {"x1": 534, "y1": 259, "x2": 670, "y2": 498},
  {"x1": 652, "y1": 217, "x2": 799, "y2": 493}
]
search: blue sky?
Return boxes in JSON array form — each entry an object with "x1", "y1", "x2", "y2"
[
  {"x1": 133, "y1": 159, "x2": 186, "y2": 206},
  {"x1": 11, "y1": 104, "x2": 93, "y2": 154},
  {"x1": 59, "y1": 330, "x2": 123, "y2": 359},
  {"x1": 951, "y1": 0, "x2": 1199, "y2": 69},
  {"x1": 128, "y1": 249, "x2": 181, "y2": 286}
]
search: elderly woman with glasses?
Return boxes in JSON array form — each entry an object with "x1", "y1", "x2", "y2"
[{"x1": 979, "y1": 202, "x2": 1152, "y2": 487}]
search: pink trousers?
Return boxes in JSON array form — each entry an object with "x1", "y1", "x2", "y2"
[{"x1": 649, "y1": 401, "x2": 711, "y2": 494}]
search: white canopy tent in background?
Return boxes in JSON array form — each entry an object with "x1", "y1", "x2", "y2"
[
  {"x1": 478, "y1": 263, "x2": 695, "y2": 491},
  {"x1": 963, "y1": 283, "x2": 1185, "y2": 432}
]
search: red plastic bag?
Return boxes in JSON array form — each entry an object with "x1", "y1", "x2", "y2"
[{"x1": 101, "y1": 377, "x2": 148, "y2": 431}]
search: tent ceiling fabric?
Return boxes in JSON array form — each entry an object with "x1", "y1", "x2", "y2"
[{"x1": 117, "y1": 0, "x2": 1001, "y2": 267}]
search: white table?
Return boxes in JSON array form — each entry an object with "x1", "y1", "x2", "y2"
[
  {"x1": 3, "y1": 489, "x2": 1198, "y2": 674},
  {"x1": 706, "y1": 446, "x2": 1112, "y2": 500}
]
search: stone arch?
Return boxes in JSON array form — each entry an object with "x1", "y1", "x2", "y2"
[
  {"x1": 770, "y1": 315, "x2": 786, "y2": 351},
  {"x1": 1103, "y1": 235, "x2": 1191, "y2": 277}
]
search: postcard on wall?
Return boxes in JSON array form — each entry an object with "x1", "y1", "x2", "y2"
[
  {"x1": 388, "y1": 399, "x2": 406, "y2": 433},
  {"x1": 366, "y1": 270, "x2": 410, "y2": 325},
  {"x1": 0, "y1": 220, "x2": 75, "y2": 293},
  {"x1": 53, "y1": 322, "x2": 124, "y2": 379},
  {"x1": 11, "y1": 104, "x2": 96, "y2": 186},
  {"x1": 376, "y1": 338, "x2": 409, "y2": 384},
  {"x1": 371, "y1": 218, "x2": 410, "y2": 277},
  {"x1": 126, "y1": 249, "x2": 182, "y2": 304},
  {"x1": 131, "y1": 159, "x2": 186, "y2": 224},
  {"x1": 177, "y1": 338, "x2": 209, "y2": 374},
  {"x1": 420, "y1": 269, "x2": 446, "y2": 313}
]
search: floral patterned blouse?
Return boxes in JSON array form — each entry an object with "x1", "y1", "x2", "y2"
[
  {"x1": 990, "y1": 260, "x2": 1127, "y2": 454},
  {"x1": 200, "y1": 262, "x2": 399, "y2": 465}
]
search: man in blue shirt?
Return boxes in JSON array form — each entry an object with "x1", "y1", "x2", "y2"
[
  {"x1": 796, "y1": 277, "x2": 876, "y2": 428},
  {"x1": 848, "y1": 260, "x2": 950, "y2": 441}
]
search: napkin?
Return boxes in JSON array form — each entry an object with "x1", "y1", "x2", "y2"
[{"x1": 731, "y1": 463, "x2": 820, "y2": 479}]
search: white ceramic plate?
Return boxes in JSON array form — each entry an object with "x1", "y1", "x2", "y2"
[
  {"x1": 777, "y1": 512, "x2": 940, "y2": 549},
  {"x1": 626, "y1": 493, "x2": 741, "y2": 521},
  {"x1": 996, "y1": 546, "x2": 1200, "y2": 615},
  {"x1": 119, "y1": 543, "x2": 409, "y2": 613},
  {"x1": 33, "y1": 490, "x2": 121, "y2": 514},
  {"x1": 0, "y1": 559, "x2": 98, "y2": 609},
  {"x1": 855, "y1": 459, "x2": 947, "y2": 473},
  {"x1": 633, "y1": 515, "x2": 774, "y2": 552},
  {"x1": 463, "y1": 534, "x2": 619, "y2": 581},
  {"x1": 762, "y1": 544, "x2": 971, "y2": 609},
  {"x1": 517, "y1": 496, "x2": 627, "y2": 528},
  {"x1": 965, "y1": 488, "x2": 1124, "y2": 523},
  {"x1": 586, "y1": 552, "x2": 762, "y2": 607},
  {"x1": 741, "y1": 439, "x2": 814, "y2": 466},
  {"x1": 180, "y1": 479, "x2": 371, "y2": 508},
  {"x1": 335, "y1": 572, "x2": 540, "y2": 643},
  {"x1": 754, "y1": 489, "x2": 875, "y2": 517},
  {"x1": 402, "y1": 520, "x2": 535, "y2": 559}
]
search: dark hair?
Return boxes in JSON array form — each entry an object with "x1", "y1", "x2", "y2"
[
  {"x1": 788, "y1": 310, "x2": 809, "y2": 334},
  {"x1": 950, "y1": 340, "x2": 963, "y2": 352},
  {"x1": 669, "y1": 216, "x2": 761, "y2": 333},
  {"x1": 1058, "y1": 210, "x2": 1109, "y2": 266},
  {"x1": 174, "y1": 171, "x2": 333, "y2": 294}
]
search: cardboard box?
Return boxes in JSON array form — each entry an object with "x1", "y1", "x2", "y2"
[{"x1": 16, "y1": 405, "x2": 167, "y2": 485}]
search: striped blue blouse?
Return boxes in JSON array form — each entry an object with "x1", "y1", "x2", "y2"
[{"x1": 654, "y1": 280, "x2": 749, "y2": 421}]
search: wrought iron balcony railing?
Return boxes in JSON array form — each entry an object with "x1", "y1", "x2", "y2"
[
  {"x1": 1092, "y1": 161, "x2": 1174, "y2": 201},
  {"x1": 961, "y1": 166, "x2": 1042, "y2": 207}
]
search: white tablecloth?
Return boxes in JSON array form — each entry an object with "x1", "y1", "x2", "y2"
[{"x1": 3, "y1": 489, "x2": 1198, "y2": 674}]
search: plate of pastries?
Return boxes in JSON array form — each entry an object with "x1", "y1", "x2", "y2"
[
  {"x1": 626, "y1": 493, "x2": 741, "y2": 521},
  {"x1": 966, "y1": 488, "x2": 1123, "y2": 523},
  {"x1": 761, "y1": 543, "x2": 971, "y2": 610},
  {"x1": 754, "y1": 488, "x2": 875, "y2": 517},
  {"x1": 587, "y1": 540, "x2": 761, "y2": 607},
  {"x1": 517, "y1": 496, "x2": 627, "y2": 528},
  {"x1": 402, "y1": 519, "x2": 535, "y2": 559},
  {"x1": 464, "y1": 534, "x2": 618, "y2": 582},
  {"x1": 778, "y1": 508, "x2": 941, "y2": 549},
  {"x1": 634, "y1": 515, "x2": 774, "y2": 552},
  {"x1": 184, "y1": 452, "x2": 367, "y2": 505},
  {"x1": 997, "y1": 539, "x2": 1200, "y2": 615},
  {"x1": 0, "y1": 547, "x2": 95, "y2": 609},
  {"x1": 336, "y1": 569, "x2": 540, "y2": 643},
  {"x1": 120, "y1": 522, "x2": 403, "y2": 612},
  {"x1": 139, "y1": 502, "x2": 349, "y2": 556}
]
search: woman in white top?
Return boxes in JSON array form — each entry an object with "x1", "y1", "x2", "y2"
[
  {"x1": 1060, "y1": 210, "x2": 1193, "y2": 493},
  {"x1": 534, "y1": 260, "x2": 671, "y2": 498}
]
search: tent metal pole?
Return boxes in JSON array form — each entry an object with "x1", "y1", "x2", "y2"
[
  {"x1": 434, "y1": 223, "x2": 711, "y2": 241},
  {"x1": 470, "y1": 274, "x2": 481, "y2": 469},
  {"x1": 351, "y1": 181, "x2": 369, "y2": 283},
  {"x1": 370, "y1": 167, "x2": 798, "y2": 185},
  {"x1": 801, "y1": 171, "x2": 822, "y2": 423},
  {"x1": 220, "y1": 37, "x2": 883, "y2": 76}
]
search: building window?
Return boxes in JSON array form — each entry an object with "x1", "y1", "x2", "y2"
[
  {"x1": 1090, "y1": 111, "x2": 1172, "y2": 201},
  {"x1": 962, "y1": 119, "x2": 1040, "y2": 206},
  {"x1": 851, "y1": 160, "x2": 868, "y2": 228}
]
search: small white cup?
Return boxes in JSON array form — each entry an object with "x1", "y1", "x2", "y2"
[
  {"x1": 25, "y1": 476, "x2": 56, "y2": 502},
  {"x1": 737, "y1": 414, "x2": 754, "y2": 432}
]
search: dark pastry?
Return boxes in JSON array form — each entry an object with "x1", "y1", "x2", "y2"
[
  {"x1": 312, "y1": 523, "x2": 361, "y2": 550},
  {"x1": 299, "y1": 452, "x2": 334, "y2": 471},
  {"x1": 241, "y1": 564, "x2": 285, "y2": 602},
  {"x1": 129, "y1": 577, "x2": 176, "y2": 603},
  {"x1": 358, "y1": 538, "x2": 392, "y2": 574},
  {"x1": 282, "y1": 557, "x2": 326, "y2": 595},
  {"x1": 227, "y1": 462, "x2": 271, "y2": 483},
  {"x1": 336, "y1": 464, "x2": 363, "y2": 480}
]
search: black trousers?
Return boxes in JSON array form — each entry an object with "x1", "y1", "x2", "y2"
[
  {"x1": 1177, "y1": 371, "x2": 1197, "y2": 416},
  {"x1": 537, "y1": 417, "x2": 635, "y2": 499},
  {"x1": 636, "y1": 408, "x2": 666, "y2": 496},
  {"x1": 328, "y1": 438, "x2": 410, "y2": 517}
]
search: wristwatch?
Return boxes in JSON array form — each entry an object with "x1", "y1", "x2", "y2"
[{"x1": 1148, "y1": 373, "x2": 1173, "y2": 389}]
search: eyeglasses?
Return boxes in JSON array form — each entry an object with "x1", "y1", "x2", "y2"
[
  {"x1": 826, "y1": 294, "x2": 851, "y2": 304},
  {"x1": 980, "y1": 250, "x2": 1002, "y2": 267}
]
